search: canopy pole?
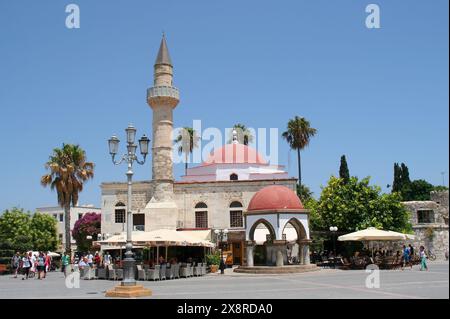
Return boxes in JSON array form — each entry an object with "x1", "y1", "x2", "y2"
[
  {"x1": 165, "y1": 245, "x2": 168, "y2": 262},
  {"x1": 156, "y1": 246, "x2": 159, "y2": 264}
]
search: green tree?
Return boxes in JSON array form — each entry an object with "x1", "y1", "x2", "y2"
[
  {"x1": 227, "y1": 123, "x2": 254, "y2": 145},
  {"x1": 339, "y1": 155, "x2": 350, "y2": 184},
  {"x1": 282, "y1": 116, "x2": 317, "y2": 188},
  {"x1": 392, "y1": 163, "x2": 402, "y2": 193},
  {"x1": 400, "y1": 163, "x2": 411, "y2": 186},
  {"x1": 297, "y1": 184, "x2": 313, "y2": 202},
  {"x1": 405, "y1": 179, "x2": 434, "y2": 201},
  {"x1": 391, "y1": 162, "x2": 413, "y2": 200},
  {"x1": 0, "y1": 208, "x2": 33, "y2": 252},
  {"x1": 30, "y1": 213, "x2": 58, "y2": 252},
  {"x1": 312, "y1": 176, "x2": 411, "y2": 233},
  {"x1": 40, "y1": 144, "x2": 94, "y2": 255},
  {"x1": 303, "y1": 197, "x2": 324, "y2": 231},
  {"x1": 174, "y1": 127, "x2": 200, "y2": 175},
  {"x1": 433, "y1": 185, "x2": 449, "y2": 192}
]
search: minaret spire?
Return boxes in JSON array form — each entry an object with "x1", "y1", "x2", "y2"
[
  {"x1": 155, "y1": 33, "x2": 172, "y2": 66},
  {"x1": 147, "y1": 35, "x2": 180, "y2": 202}
]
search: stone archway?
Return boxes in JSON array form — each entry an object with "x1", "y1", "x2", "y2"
[
  {"x1": 247, "y1": 218, "x2": 277, "y2": 267},
  {"x1": 248, "y1": 218, "x2": 276, "y2": 242},
  {"x1": 282, "y1": 217, "x2": 309, "y2": 265}
]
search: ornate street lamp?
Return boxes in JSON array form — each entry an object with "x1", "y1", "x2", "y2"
[
  {"x1": 214, "y1": 228, "x2": 229, "y2": 274},
  {"x1": 105, "y1": 124, "x2": 151, "y2": 298},
  {"x1": 329, "y1": 226, "x2": 338, "y2": 268}
]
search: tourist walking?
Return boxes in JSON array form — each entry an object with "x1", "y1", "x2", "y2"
[
  {"x1": 401, "y1": 245, "x2": 411, "y2": 270},
  {"x1": 11, "y1": 252, "x2": 21, "y2": 278},
  {"x1": 29, "y1": 252, "x2": 36, "y2": 275},
  {"x1": 43, "y1": 252, "x2": 51, "y2": 278},
  {"x1": 103, "y1": 252, "x2": 111, "y2": 267},
  {"x1": 419, "y1": 246, "x2": 428, "y2": 271},
  {"x1": 61, "y1": 252, "x2": 70, "y2": 276},
  {"x1": 94, "y1": 252, "x2": 101, "y2": 268},
  {"x1": 36, "y1": 252, "x2": 46, "y2": 279},
  {"x1": 409, "y1": 244, "x2": 415, "y2": 257},
  {"x1": 21, "y1": 252, "x2": 32, "y2": 280}
]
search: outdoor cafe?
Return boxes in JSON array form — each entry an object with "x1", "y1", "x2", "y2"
[
  {"x1": 70, "y1": 229, "x2": 215, "y2": 281},
  {"x1": 313, "y1": 227, "x2": 417, "y2": 270}
]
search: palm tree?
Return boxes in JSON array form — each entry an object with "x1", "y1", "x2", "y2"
[
  {"x1": 228, "y1": 123, "x2": 254, "y2": 145},
  {"x1": 40, "y1": 144, "x2": 94, "y2": 255},
  {"x1": 282, "y1": 116, "x2": 317, "y2": 189},
  {"x1": 174, "y1": 127, "x2": 200, "y2": 175}
]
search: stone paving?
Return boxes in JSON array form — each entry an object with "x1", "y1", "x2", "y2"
[{"x1": 0, "y1": 262, "x2": 448, "y2": 299}]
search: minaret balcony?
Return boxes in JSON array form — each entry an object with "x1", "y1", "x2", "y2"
[
  {"x1": 147, "y1": 86, "x2": 180, "y2": 108},
  {"x1": 147, "y1": 86, "x2": 179, "y2": 100}
]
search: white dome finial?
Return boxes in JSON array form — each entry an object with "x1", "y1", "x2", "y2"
[{"x1": 232, "y1": 129, "x2": 238, "y2": 144}]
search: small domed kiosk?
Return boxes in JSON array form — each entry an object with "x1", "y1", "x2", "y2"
[{"x1": 234, "y1": 185, "x2": 318, "y2": 274}]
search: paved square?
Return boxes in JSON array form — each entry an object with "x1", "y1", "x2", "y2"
[{"x1": 0, "y1": 262, "x2": 448, "y2": 299}]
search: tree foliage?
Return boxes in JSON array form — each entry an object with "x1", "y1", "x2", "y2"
[
  {"x1": 40, "y1": 144, "x2": 94, "y2": 254},
  {"x1": 392, "y1": 162, "x2": 411, "y2": 194},
  {"x1": 391, "y1": 162, "x2": 446, "y2": 201},
  {"x1": 297, "y1": 184, "x2": 313, "y2": 203},
  {"x1": 174, "y1": 127, "x2": 200, "y2": 175},
  {"x1": 31, "y1": 213, "x2": 58, "y2": 252},
  {"x1": 282, "y1": 116, "x2": 317, "y2": 188},
  {"x1": 339, "y1": 155, "x2": 350, "y2": 184},
  {"x1": 72, "y1": 212, "x2": 101, "y2": 253},
  {"x1": 310, "y1": 176, "x2": 411, "y2": 233},
  {"x1": 0, "y1": 208, "x2": 57, "y2": 252}
]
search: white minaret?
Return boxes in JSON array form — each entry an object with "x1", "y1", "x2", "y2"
[
  {"x1": 144, "y1": 35, "x2": 179, "y2": 230},
  {"x1": 147, "y1": 34, "x2": 179, "y2": 201}
]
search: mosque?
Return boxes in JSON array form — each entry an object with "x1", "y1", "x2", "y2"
[{"x1": 100, "y1": 36, "x2": 312, "y2": 267}]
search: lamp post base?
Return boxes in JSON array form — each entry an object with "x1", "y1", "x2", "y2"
[{"x1": 105, "y1": 284, "x2": 152, "y2": 298}]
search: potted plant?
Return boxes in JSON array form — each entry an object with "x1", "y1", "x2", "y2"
[{"x1": 206, "y1": 251, "x2": 221, "y2": 273}]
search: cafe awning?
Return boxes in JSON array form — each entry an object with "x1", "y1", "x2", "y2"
[
  {"x1": 338, "y1": 227, "x2": 415, "y2": 241},
  {"x1": 96, "y1": 229, "x2": 214, "y2": 248}
]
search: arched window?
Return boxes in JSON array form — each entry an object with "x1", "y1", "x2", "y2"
[
  {"x1": 195, "y1": 202, "x2": 208, "y2": 209},
  {"x1": 194, "y1": 202, "x2": 208, "y2": 228},
  {"x1": 230, "y1": 173, "x2": 238, "y2": 181},
  {"x1": 115, "y1": 202, "x2": 126, "y2": 224},
  {"x1": 229, "y1": 201, "x2": 243, "y2": 228}
]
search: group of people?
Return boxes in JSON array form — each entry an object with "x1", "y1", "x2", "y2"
[
  {"x1": 10, "y1": 251, "x2": 53, "y2": 280},
  {"x1": 401, "y1": 244, "x2": 429, "y2": 271}
]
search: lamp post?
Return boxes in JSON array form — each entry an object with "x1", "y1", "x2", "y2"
[
  {"x1": 214, "y1": 229, "x2": 228, "y2": 274},
  {"x1": 329, "y1": 226, "x2": 338, "y2": 268},
  {"x1": 105, "y1": 124, "x2": 151, "y2": 297}
]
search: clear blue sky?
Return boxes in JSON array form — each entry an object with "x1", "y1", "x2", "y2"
[{"x1": 0, "y1": 0, "x2": 448, "y2": 212}]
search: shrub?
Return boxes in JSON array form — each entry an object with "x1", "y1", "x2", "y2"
[{"x1": 206, "y1": 251, "x2": 221, "y2": 265}]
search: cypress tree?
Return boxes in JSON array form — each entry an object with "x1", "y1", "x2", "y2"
[
  {"x1": 400, "y1": 163, "x2": 411, "y2": 185},
  {"x1": 392, "y1": 163, "x2": 401, "y2": 193},
  {"x1": 339, "y1": 155, "x2": 350, "y2": 183}
]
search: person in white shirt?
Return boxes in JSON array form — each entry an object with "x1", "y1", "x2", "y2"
[
  {"x1": 103, "y1": 252, "x2": 111, "y2": 267},
  {"x1": 419, "y1": 246, "x2": 428, "y2": 271}
]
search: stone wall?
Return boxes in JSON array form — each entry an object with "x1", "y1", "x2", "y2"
[
  {"x1": 403, "y1": 191, "x2": 449, "y2": 260},
  {"x1": 100, "y1": 177, "x2": 298, "y2": 239},
  {"x1": 100, "y1": 181, "x2": 153, "y2": 235}
]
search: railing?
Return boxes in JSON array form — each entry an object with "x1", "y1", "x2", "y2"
[{"x1": 147, "y1": 86, "x2": 179, "y2": 100}]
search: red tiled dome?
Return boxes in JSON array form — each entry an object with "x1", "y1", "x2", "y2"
[
  {"x1": 202, "y1": 144, "x2": 267, "y2": 166},
  {"x1": 248, "y1": 185, "x2": 304, "y2": 211}
]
